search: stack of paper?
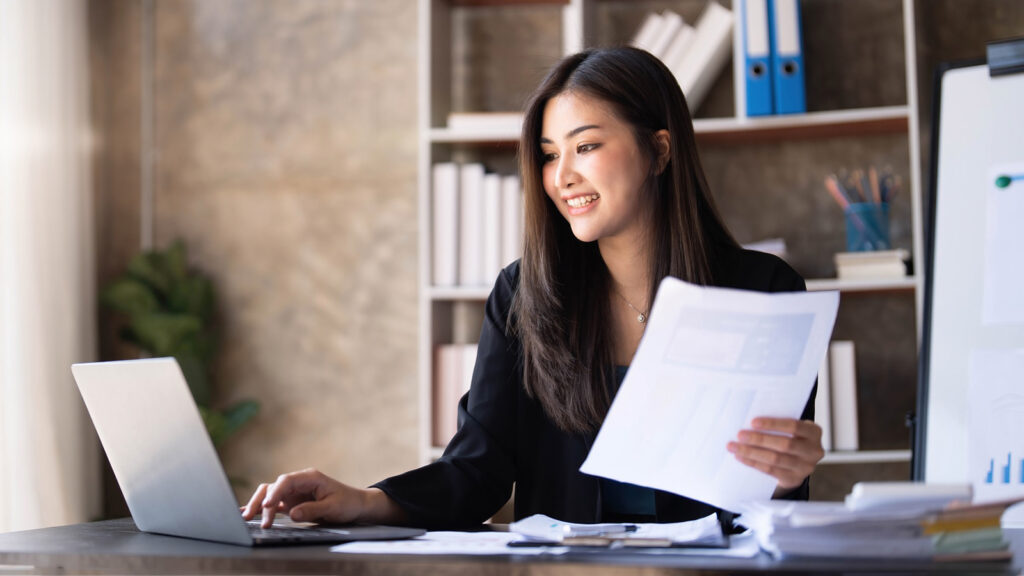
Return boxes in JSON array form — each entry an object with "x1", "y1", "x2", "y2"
[
  {"x1": 834, "y1": 249, "x2": 909, "y2": 280},
  {"x1": 738, "y1": 482, "x2": 1020, "y2": 562}
]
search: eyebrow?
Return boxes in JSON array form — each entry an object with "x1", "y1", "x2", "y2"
[{"x1": 539, "y1": 124, "x2": 601, "y2": 144}]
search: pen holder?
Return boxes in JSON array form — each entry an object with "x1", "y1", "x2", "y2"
[{"x1": 844, "y1": 203, "x2": 890, "y2": 251}]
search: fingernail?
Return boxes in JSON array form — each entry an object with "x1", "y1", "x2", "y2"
[{"x1": 726, "y1": 442, "x2": 737, "y2": 453}]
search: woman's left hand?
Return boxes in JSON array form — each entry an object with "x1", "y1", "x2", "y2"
[{"x1": 727, "y1": 417, "x2": 824, "y2": 495}]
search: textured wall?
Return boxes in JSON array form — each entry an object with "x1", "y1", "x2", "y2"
[{"x1": 91, "y1": 0, "x2": 420, "y2": 503}]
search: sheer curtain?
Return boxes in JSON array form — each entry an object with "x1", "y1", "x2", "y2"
[{"x1": 0, "y1": 0, "x2": 101, "y2": 531}]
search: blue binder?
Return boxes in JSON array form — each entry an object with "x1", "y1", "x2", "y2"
[
  {"x1": 768, "y1": 0, "x2": 806, "y2": 114},
  {"x1": 741, "y1": 0, "x2": 774, "y2": 116}
]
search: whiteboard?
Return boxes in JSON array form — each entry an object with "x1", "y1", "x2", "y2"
[{"x1": 918, "y1": 61, "x2": 1024, "y2": 520}]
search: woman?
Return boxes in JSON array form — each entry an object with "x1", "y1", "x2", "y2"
[{"x1": 242, "y1": 47, "x2": 824, "y2": 530}]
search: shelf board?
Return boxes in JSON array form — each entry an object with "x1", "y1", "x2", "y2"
[
  {"x1": 429, "y1": 277, "x2": 917, "y2": 301},
  {"x1": 694, "y1": 106, "x2": 910, "y2": 144},
  {"x1": 819, "y1": 449, "x2": 912, "y2": 465},
  {"x1": 805, "y1": 276, "x2": 918, "y2": 294},
  {"x1": 427, "y1": 106, "x2": 910, "y2": 145},
  {"x1": 429, "y1": 286, "x2": 492, "y2": 300}
]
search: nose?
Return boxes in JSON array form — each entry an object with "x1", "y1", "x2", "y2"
[{"x1": 554, "y1": 154, "x2": 577, "y2": 190}]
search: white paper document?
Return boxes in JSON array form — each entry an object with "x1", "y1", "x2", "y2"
[
  {"x1": 969, "y1": 349, "x2": 1024, "y2": 507},
  {"x1": 580, "y1": 277, "x2": 839, "y2": 512},
  {"x1": 982, "y1": 163, "x2": 1024, "y2": 325},
  {"x1": 331, "y1": 530, "x2": 568, "y2": 555},
  {"x1": 509, "y1": 513, "x2": 721, "y2": 543}
]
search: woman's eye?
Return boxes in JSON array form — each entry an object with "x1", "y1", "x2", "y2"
[
  {"x1": 577, "y1": 143, "x2": 600, "y2": 154},
  {"x1": 542, "y1": 152, "x2": 558, "y2": 163}
]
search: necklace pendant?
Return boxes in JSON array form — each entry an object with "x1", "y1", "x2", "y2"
[{"x1": 637, "y1": 313, "x2": 646, "y2": 324}]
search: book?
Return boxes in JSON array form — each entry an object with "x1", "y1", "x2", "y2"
[
  {"x1": 431, "y1": 343, "x2": 478, "y2": 447},
  {"x1": 815, "y1": 352, "x2": 833, "y2": 452},
  {"x1": 458, "y1": 163, "x2": 486, "y2": 286},
  {"x1": 834, "y1": 249, "x2": 909, "y2": 280},
  {"x1": 647, "y1": 11, "x2": 685, "y2": 59},
  {"x1": 829, "y1": 340, "x2": 859, "y2": 452},
  {"x1": 660, "y1": 19, "x2": 696, "y2": 72},
  {"x1": 482, "y1": 173, "x2": 503, "y2": 284},
  {"x1": 431, "y1": 163, "x2": 459, "y2": 287},
  {"x1": 500, "y1": 175, "x2": 523, "y2": 267},
  {"x1": 630, "y1": 12, "x2": 665, "y2": 54},
  {"x1": 668, "y1": 1, "x2": 734, "y2": 112}
]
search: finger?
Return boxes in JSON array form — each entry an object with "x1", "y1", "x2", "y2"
[
  {"x1": 736, "y1": 430, "x2": 822, "y2": 462},
  {"x1": 733, "y1": 453, "x2": 805, "y2": 489},
  {"x1": 241, "y1": 484, "x2": 269, "y2": 520},
  {"x1": 290, "y1": 498, "x2": 337, "y2": 523},
  {"x1": 262, "y1": 469, "x2": 323, "y2": 511},
  {"x1": 727, "y1": 441, "x2": 805, "y2": 473},
  {"x1": 752, "y1": 417, "x2": 820, "y2": 440},
  {"x1": 261, "y1": 500, "x2": 277, "y2": 529}
]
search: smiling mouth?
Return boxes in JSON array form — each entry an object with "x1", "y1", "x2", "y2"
[{"x1": 566, "y1": 194, "x2": 600, "y2": 208}]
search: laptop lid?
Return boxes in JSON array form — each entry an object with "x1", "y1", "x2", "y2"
[{"x1": 73, "y1": 357, "x2": 257, "y2": 546}]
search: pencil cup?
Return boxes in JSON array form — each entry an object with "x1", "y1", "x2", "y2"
[{"x1": 844, "y1": 203, "x2": 890, "y2": 251}]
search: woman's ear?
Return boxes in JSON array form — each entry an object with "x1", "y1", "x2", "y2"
[{"x1": 654, "y1": 129, "x2": 671, "y2": 174}]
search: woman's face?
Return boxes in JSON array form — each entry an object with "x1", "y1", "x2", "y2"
[{"x1": 540, "y1": 92, "x2": 652, "y2": 245}]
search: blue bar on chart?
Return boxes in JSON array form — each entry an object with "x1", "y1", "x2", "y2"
[
  {"x1": 987, "y1": 458, "x2": 994, "y2": 483},
  {"x1": 1005, "y1": 453, "x2": 1012, "y2": 484}
]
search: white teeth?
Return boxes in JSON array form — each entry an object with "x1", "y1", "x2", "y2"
[{"x1": 567, "y1": 194, "x2": 599, "y2": 208}]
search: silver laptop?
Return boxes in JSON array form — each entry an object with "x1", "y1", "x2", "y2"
[{"x1": 71, "y1": 357, "x2": 424, "y2": 546}]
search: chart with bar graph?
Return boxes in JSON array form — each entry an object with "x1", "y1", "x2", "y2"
[{"x1": 970, "y1": 350, "x2": 1024, "y2": 502}]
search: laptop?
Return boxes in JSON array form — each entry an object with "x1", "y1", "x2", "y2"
[{"x1": 71, "y1": 357, "x2": 425, "y2": 546}]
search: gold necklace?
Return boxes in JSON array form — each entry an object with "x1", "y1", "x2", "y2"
[{"x1": 614, "y1": 290, "x2": 648, "y2": 324}]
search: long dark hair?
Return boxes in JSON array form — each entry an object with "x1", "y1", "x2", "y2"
[{"x1": 511, "y1": 46, "x2": 738, "y2": 435}]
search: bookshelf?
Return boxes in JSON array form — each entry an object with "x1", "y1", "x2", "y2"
[{"x1": 418, "y1": 0, "x2": 925, "y2": 497}]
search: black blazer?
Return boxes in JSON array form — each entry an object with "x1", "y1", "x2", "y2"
[{"x1": 375, "y1": 246, "x2": 814, "y2": 529}]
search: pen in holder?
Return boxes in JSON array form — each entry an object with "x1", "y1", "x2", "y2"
[
  {"x1": 844, "y1": 202, "x2": 890, "y2": 251},
  {"x1": 825, "y1": 168, "x2": 900, "y2": 253}
]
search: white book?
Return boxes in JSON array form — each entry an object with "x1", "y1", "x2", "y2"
[
  {"x1": 669, "y1": 1, "x2": 734, "y2": 112},
  {"x1": 660, "y1": 21, "x2": 696, "y2": 70},
  {"x1": 458, "y1": 163, "x2": 486, "y2": 286},
  {"x1": 630, "y1": 12, "x2": 665, "y2": 53},
  {"x1": 432, "y1": 345, "x2": 460, "y2": 447},
  {"x1": 501, "y1": 175, "x2": 523, "y2": 267},
  {"x1": 460, "y1": 344, "x2": 478, "y2": 396},
  {"x1": 648, "y1": 11, "x2": 685, "y2": 59},
  {"x1": 829, "y1": 340, "x2": 859, "y2": 452},
  {"x1": 815, "y1": 352, "x2": 833, "y2": 452},
  {"x1": 835, "y1": 249, "x2": 909, "y2": 280},
  {"x1": 431, "y1": 163, "x2": 459, "y2": 287},
  {"x1": 482, "y1": 174, "x2": 503, "y2": 285}
]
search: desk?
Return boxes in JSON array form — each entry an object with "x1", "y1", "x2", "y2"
[{"x1": 0, "y1": 519, "x2": 1018, "y2": 575}]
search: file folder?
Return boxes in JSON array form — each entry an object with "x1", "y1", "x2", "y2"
[
  {"x1": 769, "y1": 0, "x2": 806, "y2": 114},
  {"x1": 740, "y1": 0, "x2": 773, "y2": 116}
]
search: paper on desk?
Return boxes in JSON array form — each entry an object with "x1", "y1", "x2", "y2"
[
  {"x1": 509, "y1": 513, "x2": 720, "y2": 542},
  {"x1": 331, "y1": 530, "x2": 568, "y2": 555},
  {"x1": 580, "y1": 277, "x2": 839, "y2": 512}
]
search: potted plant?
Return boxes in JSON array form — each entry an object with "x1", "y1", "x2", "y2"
[{"x1": 101, "y1": 240, "x2": 258, "y2": 446}]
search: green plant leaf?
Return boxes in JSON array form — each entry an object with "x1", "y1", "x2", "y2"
[
  {"x1": 100, "y1": 278, "x2": 159, "y2": 316},
  {"x1": 126, "y1": 251, "x2": 172, "y2": 299},
  {"x1": 169, "y1": 275, "x2": 215, "y2": 320},
  {"x1": 223, "y1": 400, "x2": 260, "y2": 438},
  {"x1": 128, "y1": 312, "x2": 202, "y2": 357}
]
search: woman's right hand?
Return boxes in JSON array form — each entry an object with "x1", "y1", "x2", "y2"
[{"x1": 240, "y1": 468, "x2": 406, "y2": 528}]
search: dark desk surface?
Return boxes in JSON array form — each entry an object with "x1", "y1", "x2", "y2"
[{"x1": 0, "y1": 519, "x2": 1018, "y2": 575}]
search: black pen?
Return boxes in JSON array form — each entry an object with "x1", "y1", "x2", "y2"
[{"x1": 562, "y1": 523, "x2": 638, "y2": 537}]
